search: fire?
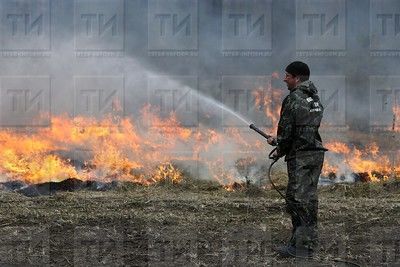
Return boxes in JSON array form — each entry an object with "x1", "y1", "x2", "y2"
[
  {"x1": 151, "y1": 162, "x2": 183, "y2": 184},
  {"x1": 252, "y1": 73, "x2": 283, "y2": 134},
  {"x1": 325, "y1": 142, "x2": 351, "y2": 154},
  {"x1": 0, "y1": 105, "x2": 266, "y2": 186},
  {"x1": 322, "y1": 141, "x2": 395, "y2": 182},
  {"x1": 224, "y1": 182, "x2": 246, "y2": 192},
  {"x1": 0, "y1": 150, "x2": 78, "y2": 183},
  {"x1": 0, "y1": 78, "x2": 398, "y2": 188},
  {"x1": 0, "y1": 106, "x2": 398, "y2": 188}
]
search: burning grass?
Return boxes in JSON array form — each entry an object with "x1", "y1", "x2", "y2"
[
  {"x1": 0, "y1": 106, "x2": 272, "y2": 186},
  {"x1": 1, "y1": 115, "x2": 399, "y2": 189},
  {"x1": 0, "y1": 83, "x2": 398, "y2": 188}
]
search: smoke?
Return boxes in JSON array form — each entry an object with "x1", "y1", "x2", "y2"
[{"x1": 0, "y1": 0, "x2": 398, "y2": 183}]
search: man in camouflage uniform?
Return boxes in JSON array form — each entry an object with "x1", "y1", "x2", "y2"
[{"x1": 267, "y1": 61, "x2": 327, "y2": 258}]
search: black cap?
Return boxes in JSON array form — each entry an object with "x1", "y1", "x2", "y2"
[{"x1": 285, "y1": 61, "x2": 310, "y2": 79}]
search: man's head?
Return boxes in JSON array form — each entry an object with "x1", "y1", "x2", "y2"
[{"x1": 284, "y1": 61, "x2": 310, "y2": 90}]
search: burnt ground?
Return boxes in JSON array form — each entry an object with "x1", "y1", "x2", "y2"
[{"x1": 0, "y1": 175, "x2": 399, "y2": 267}]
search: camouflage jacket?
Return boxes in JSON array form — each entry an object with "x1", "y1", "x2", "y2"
[{"x1": 276, "y1": 80, "x2": 328, "y2": 161}]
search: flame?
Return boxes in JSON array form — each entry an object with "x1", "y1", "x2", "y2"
[
  {"x1": 151, "y1": 162, "x2": 183, "y2": 184},
  {"x1": 322, "y1": 141, "x2": 395, "y2": 182},
  {"x1": 224, "y1": 181, "x2": 246, "y2": 192},
  {"x1": 0, "y1": 150, "x2": 78, "y2": 183},
  {"x1": 325, "y1": 142, "x2": 351, "y2": 154},
  {"x1": 251, "y1": 74, "x2": 284, "y2": 134},
  {"x1": 0, "y1": 105, "x2": 267, "y2": 186}
]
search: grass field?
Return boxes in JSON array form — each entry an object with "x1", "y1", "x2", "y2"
[{"x1": 0, "y1": 173, "x2": 399, "y2": 266}]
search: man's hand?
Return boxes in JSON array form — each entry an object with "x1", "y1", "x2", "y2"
[{"x1": 267, "y1": 136, "x2": 277, "y2": 146}]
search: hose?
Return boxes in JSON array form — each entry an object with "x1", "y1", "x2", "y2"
[{"x1": 268, "y1": 148, "x2": 309, "y2": 224}]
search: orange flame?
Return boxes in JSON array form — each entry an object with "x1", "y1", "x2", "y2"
[{"x1": 323, "y1": 141, "x2": 395, "y2": 182}]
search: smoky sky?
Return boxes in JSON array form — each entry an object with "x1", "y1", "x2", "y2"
[{"x1": 0, "y1": 0, "x2": 398, "y2": 132}]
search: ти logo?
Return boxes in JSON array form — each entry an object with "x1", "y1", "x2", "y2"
[
  {"x1": 375, "y1": 14, "x2": 400, "y2": 36},
  {"x1": 7, "y1": 89, "x2": 43, "y2": 113},
  {"x1": 0, "y1": 0, "x2": 50, "y2": 53},
  {"x1": 147, "y1": 76, "x2": 198, "y2": 127},
  {"x1": 370, "y1": 76, "x2": 400, "y2": 129},
  {"x1": 74, "y1": 0, "x2": 124, "y2": 56},
  {"x1": 370, "y1": 0, "x2": 400, "y2": 55},
  {"x1": 147, "y1": 224, "x2": 198, "y2": 265},
  {"x1": 303, "y1": 13, "x2": 339, "y2": 36},
  {"x1": 80, "y1": 14, "x2": 117, "y2": 37},
  {"x1": 148, "y1": 0, "x2": 198, "y2": 56},
  {"x1": 296, "y1": 0, "x2": 346, "y2": 57},
  {"x1": 0, "y1": 76, "x2": 50, "y2": 127},
  {"x1": 312, "y1": 76, "x2": 346, "y2": 127},
  {"x1": 221, "y1": 76, "x2": 273, "y2": 127},
  {"x1": 222, "y1": 0, "x2": 272, "y2": 57},
  {"x1": 154, "y1": 14, "x2": 191, "y2": 37},
  {"x1": 0, "y1": 227, "x2": 49, "y2": 265},
  {"x1": 74, "y1": 227, "x2": 123, "y2": 266},
  {"x1": 7, "y1": 13, "x2": 43, "y2": 36},
  {"x1": 228, "y1": 14, "x2": 266, "y2": 37},
  {"x1": 155, "y1": 89, "x2": 191, "y2": 113},
  {"x1": 74, "y1": 76, "x2": 124, "y2": 124}
]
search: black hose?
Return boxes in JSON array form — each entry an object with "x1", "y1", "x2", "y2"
[
  {"x1": 268, "y1": 148, "x2": 309, "y2": 224},
  {"x1": 267, "y1": 148, "x2": 285, "y2": 199}
]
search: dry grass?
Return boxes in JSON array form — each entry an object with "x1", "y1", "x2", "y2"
[{"x1": 0, "y1": 175, "x2": 399, "y2": 266}]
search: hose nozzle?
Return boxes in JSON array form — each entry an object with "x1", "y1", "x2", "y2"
[{"x1": 249, "y1": 123, "x2": 272, "y2": 140}]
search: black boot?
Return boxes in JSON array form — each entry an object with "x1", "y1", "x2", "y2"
[{"x1": 276, "y1": 245, "x2": 314, "y2": 258}]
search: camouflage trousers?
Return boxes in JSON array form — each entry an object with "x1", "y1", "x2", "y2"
[{"x1": 285, "y1": 152, "x2": 325, "y2": 250}]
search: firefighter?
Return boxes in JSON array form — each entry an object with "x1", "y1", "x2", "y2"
[{"x1": 267, "y1": 61, "x2": 328, "y2": 258}]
